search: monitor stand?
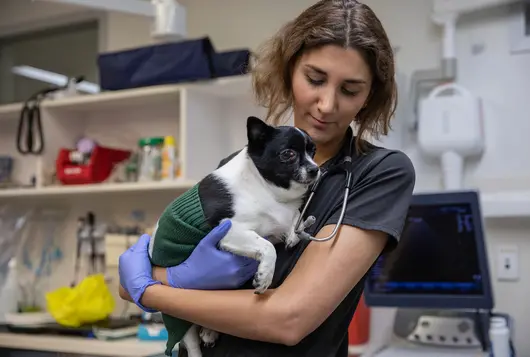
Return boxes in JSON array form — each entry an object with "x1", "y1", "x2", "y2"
[{"x1": 372, "y1": 308, "x2": 490, "y2": 357}]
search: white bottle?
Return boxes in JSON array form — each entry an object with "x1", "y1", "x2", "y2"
[
  {"x1": 0, "y1": 258, "x2": 19, "y2": 323},
  {"x1": 489, "y1": 316, "x2": 510, "y2": 357}
]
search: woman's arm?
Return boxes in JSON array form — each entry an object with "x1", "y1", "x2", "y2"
[{"x1": 125, "y1": 224, "x2": 387, "y2": 346}]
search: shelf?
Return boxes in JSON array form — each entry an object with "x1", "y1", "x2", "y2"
[
  {"x1": 43, "y1": 84, "x2": 182, "y2": 113},
  {"x1": 0, "y1": 102, "x2": 22, "y2": 122},
  {"x1": 0, "y1": 179, "x2": 196, "y2": 198},
  {"x1": 186, "y1": 74, "x2": 252, "y2": 97},
  {"x1": 481, "y1": 190, "x2": 530, "y2": 218},
  {"x1": 348, "y1": 344, "x2": 367, "y2": 355},
  {"x1": 40, "y1": 75, "x2": 251, "y2": 114},
  {"x1": 0, "y1": 332, "x2": 166, "y2": 357}
]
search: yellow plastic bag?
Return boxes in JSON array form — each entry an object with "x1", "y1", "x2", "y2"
[{"x1": 45, "y1": 274, "x2": 115, "y2": 327}]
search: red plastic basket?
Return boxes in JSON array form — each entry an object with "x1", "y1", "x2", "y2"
[{"x1": 56, "y1": 145, "x2": 131, "y2": 185}]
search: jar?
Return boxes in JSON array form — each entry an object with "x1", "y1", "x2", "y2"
[{"x1": 137, "y1": 137, "x2": 164, "y2": 181}]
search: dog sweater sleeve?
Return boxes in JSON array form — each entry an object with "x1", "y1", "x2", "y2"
[
  {"x1": 148, "y1": 183, "x2": 213, "y2": 355},
  {"x1": 150, "y1": 183, "x2": 211, "y2": 267}
]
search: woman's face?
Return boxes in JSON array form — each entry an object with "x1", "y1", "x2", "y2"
[{"x1": 291, "y1": 44, "x2": 373, "y2": 147}]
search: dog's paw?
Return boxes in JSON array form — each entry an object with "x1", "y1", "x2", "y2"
[
  {"x1": 199, "y1": 328, "x2": 219, "y2": 347},
  {"x1": 253, "y1": 269, "x2": 274, "y2": 294},
  {"x1": 284, "y1": 232, "x2": 300, "y2": 249}
]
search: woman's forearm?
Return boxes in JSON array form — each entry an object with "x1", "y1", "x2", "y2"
[{"x1": 140, "y1": 284, "x2": 299, "y2": 345}]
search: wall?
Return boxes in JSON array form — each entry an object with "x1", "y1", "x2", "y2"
[
  {"x1": 0, "y1": 0, "x2": 85, "y2": 36},
  {"x1": 1, "y1": 0, "x2": 529, "y2": 354},
  {"x1": 0, "y1": 21, "x2": 99, "y2": 104}
]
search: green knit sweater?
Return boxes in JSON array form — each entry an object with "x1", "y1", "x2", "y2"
[{"x1": 149, "y1": 183, "x2": 212, "y2": 356}]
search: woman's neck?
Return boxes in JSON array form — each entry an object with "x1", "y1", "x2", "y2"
[{"x1": 314, "y1": 138, "x2": 345, "y2": 166}]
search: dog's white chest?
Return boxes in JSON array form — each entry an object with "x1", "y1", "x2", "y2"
[{"x1": 232, "y1": 184, "x2": 299, "y2": 236}]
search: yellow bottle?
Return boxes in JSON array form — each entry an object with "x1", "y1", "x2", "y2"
[{"x1": 161, "y1": 135, "x2": 178, "y2": 180}]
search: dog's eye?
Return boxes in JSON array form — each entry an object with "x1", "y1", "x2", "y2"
[{"x1": 280, "y1": 149, "x2": 297, "y2": 162}]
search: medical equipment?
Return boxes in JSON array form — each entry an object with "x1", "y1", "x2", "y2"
[
  {"x1": 72, "y1": 212, "x2": 107, "y2": 287},
  {"x1": 365, "y1": 190, "x2": 494, "y2": 309},
  {"x1": 16, "y1": 209, "x2": 65, "y2": 311},
  {"x1": 12, "y1": 66, "x2": 100, "y2": 95},
  {"x1": 0, "y1": 258, "x2": 19, "y2": 322},
  {"x1": 363, "y1": 191, "x2": 516, "y2": 357},
  {"x1": 408, "y1": 0, "x2": 524, "y2": 132},
  {"x1": 15, "y1": 73, "x2": 95, "y2": 156},
  {"x1": 294, "y1": 135, "x2": 356, "y2": 242},
  {"x1": 418, "y1": 83, "x2": 484, "y2": 190},
  {"x1": 16, "y1": 89, "x2": 48, "y2": 155}
]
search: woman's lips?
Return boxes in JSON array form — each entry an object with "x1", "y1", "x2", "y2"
[{"x1": 310, "y1": 115, "x2": 330, "y2": 129}]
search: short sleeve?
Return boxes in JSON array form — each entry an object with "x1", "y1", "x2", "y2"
[{"x1": 325, "y1": 150, "x2": 415, "y2": 252}]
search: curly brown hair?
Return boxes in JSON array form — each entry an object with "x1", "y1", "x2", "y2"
[{"x1": 251, "y1": 0, "x2": 397, "y2": 152}]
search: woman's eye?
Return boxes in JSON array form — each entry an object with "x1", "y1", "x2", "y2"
[
  {"x1": 306, "y1": 75, "x2": 324, "y2": 86},
  {"x1": 280, "y1": 149, "x2": 297, "y2": 162},
  {"x1": 341, "y1": 88, "x2": 359, "y2": 96}
]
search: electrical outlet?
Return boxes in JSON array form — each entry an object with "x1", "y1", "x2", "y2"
[{"x1": 496, "y1": 245, "x2": 519, "y2": 281}]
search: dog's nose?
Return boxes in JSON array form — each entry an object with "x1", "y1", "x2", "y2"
[{"x1": 307, "y1": 166, "x2": 319, "y2": 177}]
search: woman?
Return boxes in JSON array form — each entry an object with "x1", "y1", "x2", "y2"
[{"x1": 119, "y1": 1, "x2": 416, "y2": 356}]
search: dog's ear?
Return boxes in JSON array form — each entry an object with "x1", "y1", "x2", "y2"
[{"x1": 247, "y1": 116, "x2": 274, "y2": 148}]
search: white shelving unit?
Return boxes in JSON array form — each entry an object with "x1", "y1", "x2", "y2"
[
  {"x1": 0, "y1": 74, "x2": 262, "y2": 196},
  {"x1": 0, "y1": 102, "x2": 22, "y2": 121},
  {"x1": 480, "y1": 190, "x2": 530, "y2": 218},
  {"x1": 0, "y1": 332, "x2": 166, "y2": 357},
  {"x1": 0, "y1": 179, "x2": 197, "y2": 198},
  {"x1": 0, "y1": 74, "x2": 266, "y2": 337}
]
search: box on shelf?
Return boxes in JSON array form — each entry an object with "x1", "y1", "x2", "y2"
[
  {"x1": 97, "y1": 36, "x2": 251, "y2": 91},
  {"x1": 56, "y1": 145, "x2": 131, "y2": 185}
]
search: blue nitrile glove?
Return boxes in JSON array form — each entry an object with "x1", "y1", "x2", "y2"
[
  {"x1": 166, "y1": 219, "x2": 259, "y2": 290},
  {"x1": 118, "y1": 234, "x2": 161, "y2": 312}
]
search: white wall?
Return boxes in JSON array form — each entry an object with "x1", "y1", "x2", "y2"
[{"x1": 1, "y1": 0, "x2": 530, "y2": 354}]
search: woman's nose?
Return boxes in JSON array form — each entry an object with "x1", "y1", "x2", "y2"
[{"x1": 317, "y1": 90, "x2": 338, "y2": 114}]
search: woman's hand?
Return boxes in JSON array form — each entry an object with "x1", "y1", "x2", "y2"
[
  {"x1": 118, "y1": 234, "x2": 161, "y2": 312},
  {"x1": 118, "y1": 219, "x2": 259, "y2": 309},
  {"x1": 164, "y1": 219, "x2": 259, "y2": 290}
]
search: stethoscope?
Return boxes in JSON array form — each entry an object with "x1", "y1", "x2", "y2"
[
  {"x1": 295, "y1": 135, "x2": 356, "y2": 242},
  {"x1": 16, "y1": 88, "x2": 55, "y2": 155},
  {"x1": 16, "y1": 79, "x2": 82, "y2": 155}
]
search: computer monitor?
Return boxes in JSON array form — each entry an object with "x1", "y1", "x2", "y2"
[{"x1": 364, "y1": 190, "x2": 494, "y2": 310}]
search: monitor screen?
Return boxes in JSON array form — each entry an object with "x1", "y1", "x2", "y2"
[{"x1": 364, "y1": 191, "x2": 494, "y2": 310}]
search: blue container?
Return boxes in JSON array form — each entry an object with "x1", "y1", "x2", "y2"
[
  {"x1": 212, "y1": 49, "x2": 251, "y2": 77},
  {"x1": 98, "y1": 37, "x2": 217, "y2": 90},
  {"x1": 97, "y1": 37, "x2": 251, "y2": 91}
]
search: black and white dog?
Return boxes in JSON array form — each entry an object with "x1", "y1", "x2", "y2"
[{"x1": 181, "y1": 116, "x2": 320, "y2": 356}]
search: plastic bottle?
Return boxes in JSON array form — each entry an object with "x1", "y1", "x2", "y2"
[
  {"x1": 161, "y1": 135, "x2": 177, "y2": 181},
  {"x1": 0, "y1": 258, "x2": 19, "y2": 323},
  {"x1": 489, "y1": 316, "x2": 510, "y2": 357}
]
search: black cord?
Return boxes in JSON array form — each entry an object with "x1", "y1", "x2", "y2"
[
  {"x1": 15, "y1": 77, "x2": 84, "y2": 155},
  {"x1": 16, "y1": 86, "x2": 58, "y2": 155}
]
